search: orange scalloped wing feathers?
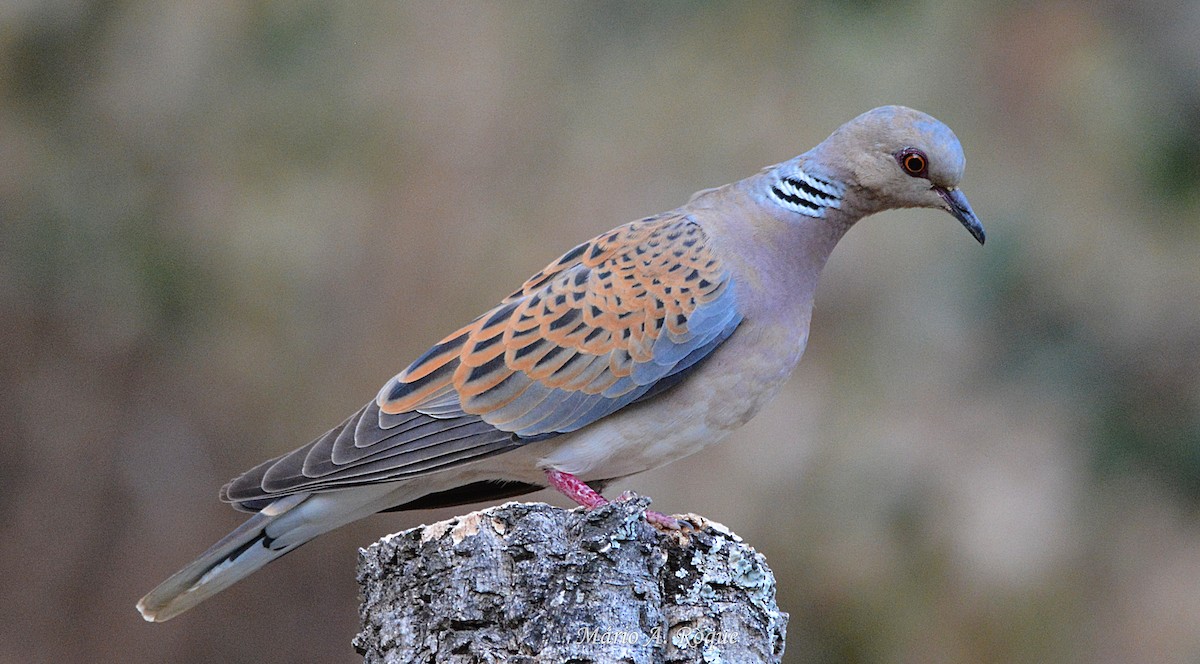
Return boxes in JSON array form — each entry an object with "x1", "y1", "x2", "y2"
[{"x1": 378, "y1": 213, "x2": 742, "y2": 439}]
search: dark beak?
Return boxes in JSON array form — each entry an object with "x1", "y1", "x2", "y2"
[{"x1": 935, "y1": 187, "x2": 985, "y2": 245}]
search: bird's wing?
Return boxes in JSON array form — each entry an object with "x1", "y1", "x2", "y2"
[{"x1": 222, "y1": 213, "x2": 742, "y2": 508}]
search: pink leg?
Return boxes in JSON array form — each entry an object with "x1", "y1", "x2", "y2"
[
  {"x1": 544, "y1": 469, "x2": 682, "y2": 529},
  {"x1": 545, "y1": 469, "x2": 608, "y2": 509}
]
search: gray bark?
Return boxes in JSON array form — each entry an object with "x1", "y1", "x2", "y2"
[{"x1": 355, "y1": 497, "x2": 787, "y2": 664}]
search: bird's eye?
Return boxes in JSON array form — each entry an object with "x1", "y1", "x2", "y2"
[{"x1": 897, "y1": 149, "x2": 928, "y2": 177}]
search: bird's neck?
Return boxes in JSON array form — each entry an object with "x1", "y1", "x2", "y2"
[
  {"x1": 691, "y1": 172, "x2": 863, "y2": 325},
  {"x1": 745, "y1": 161, "x2": 864, "y2": 268},
  {"x1": 761, "y1": 159, "x2": 849, "y2": 221}
]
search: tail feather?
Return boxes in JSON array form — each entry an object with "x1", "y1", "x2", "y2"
[
  {"x1": 137, "y1": 493, "x2": 308, "y2": 622},
  {"x1": 137, "y1": 483, "x2": 404, "y2": 622}
]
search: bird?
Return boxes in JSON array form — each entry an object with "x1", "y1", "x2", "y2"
[{"x1": 137, "y1": 105, "x2": 985, "y2": 622}]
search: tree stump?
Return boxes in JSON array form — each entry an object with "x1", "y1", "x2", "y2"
[{"x1": 354, "y1": 497, "x2": 787, "y2": 663}]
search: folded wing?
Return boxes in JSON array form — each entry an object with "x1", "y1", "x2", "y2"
[{"x1": 222, "y1": 213, "x2": 742, "y2": 508}]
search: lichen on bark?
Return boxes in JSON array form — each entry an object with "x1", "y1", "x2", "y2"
[{"x1": 355, "y1": 498, "x2": 786, "y2": 663}]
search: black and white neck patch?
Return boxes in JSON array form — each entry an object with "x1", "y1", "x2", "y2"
[{"x1": 768, "y1": 167, "x2": 844, "y2": 218}]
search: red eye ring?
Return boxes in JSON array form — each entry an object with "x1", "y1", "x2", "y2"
[{"x1": 896, "y1": 148, "x2": 928, "y2": 177}]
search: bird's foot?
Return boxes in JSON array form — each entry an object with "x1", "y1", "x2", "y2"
[
  {"x1": 644, "y1": 506, "x2": 698, "y2": 531},
  {"x1": 545, "y1": 469, "x2": 608, "y2": 509},
  {"x1": 611, "y1": 489, "x2": 681, "y2": 528},
  {"x1": 545, "y1": 470, "x2": 689, "y2": 531},
  {"x1": 644, "y1": 509, "x2": 686, "y2": 530}
]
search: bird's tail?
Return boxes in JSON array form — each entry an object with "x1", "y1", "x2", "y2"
[{"x1": 137, "y1": 484, "x2": 399, "y2": 622}]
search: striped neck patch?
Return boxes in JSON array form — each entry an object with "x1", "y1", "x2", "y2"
[{"x1": 769, "y1": 167, "x2": 843, "y2": 218}]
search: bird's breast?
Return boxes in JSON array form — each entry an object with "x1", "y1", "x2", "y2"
[{"x1": 535, "y1": 314, "x2": 811, "y2": 481}]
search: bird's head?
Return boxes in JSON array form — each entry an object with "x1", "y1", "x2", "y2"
[{"x1": 807, "y1": 105, "x2": 985, "y2": 245}]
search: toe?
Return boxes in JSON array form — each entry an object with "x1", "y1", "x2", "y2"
[{"x1": 645, "y1": 510, "x2": 684, "y2": 530}]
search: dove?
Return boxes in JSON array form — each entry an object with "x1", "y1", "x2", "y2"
[{"x1": 138, "y1": 105, "x2": 984, "y2": 622}]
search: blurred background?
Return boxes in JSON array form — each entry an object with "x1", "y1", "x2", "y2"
[{"x1": 2, "y1": 2, "x2": 1198, "y2": 662}]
